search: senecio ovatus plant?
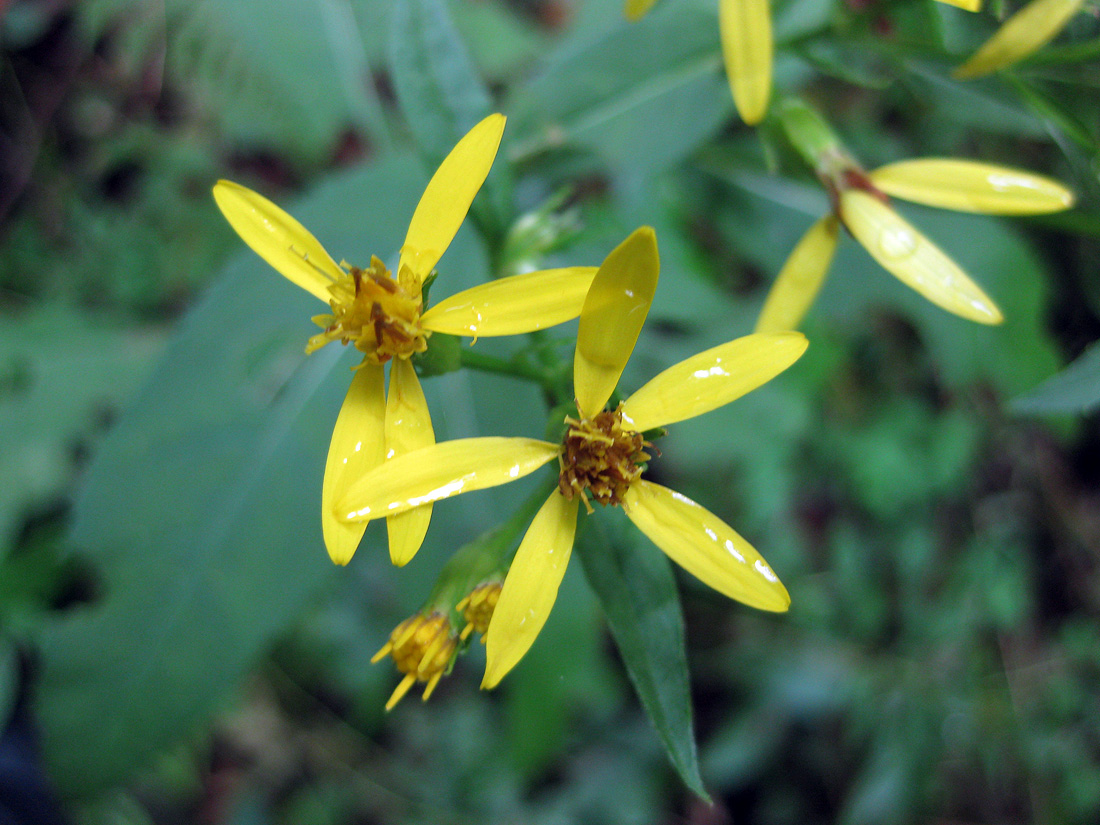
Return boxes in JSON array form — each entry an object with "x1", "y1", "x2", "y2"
[{"x1": 214, "y1": 0, "x2": 1082, "y2": 713}]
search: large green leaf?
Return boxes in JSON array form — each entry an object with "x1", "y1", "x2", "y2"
[
  {"x1": 389, "y1": 0, "x2": 494, "y2": 165},
  {"x1": 34, "y1": 154, "x2": 490, "y2": 797},
  {"x1": 576, "y1": 509, "x2": 708, "y2": 799},
  {"x1": 505, "y1": 1, "x2": 731, "y2": 179},
  {"x1": 1011, "y1": 340, "x2": 1100, "y2": 416}
]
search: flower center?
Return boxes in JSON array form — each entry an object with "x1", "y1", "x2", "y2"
[
  {"x1": 371, "y1": 612, "x2": 457, "y2": 710},
  {"x1": 306, "y1": 255, "x2": 428, "y2": 365},
  {"x1": 558, "y1": 404, "x2": 652, "y2": 513}
]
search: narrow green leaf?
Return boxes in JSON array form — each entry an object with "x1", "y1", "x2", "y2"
[
  {"x1": 1011, "y1": 340, "x2": 1100, "y2": 415},
  {"x1": 576, "y1": 510, "x2": 709, "y2": 800},
  {"x1": 388, "y1": 0, "x2": 493, "y2": 164},
  {"x1": 34, "y1": 155, "x2": 489, "y2": 797}
]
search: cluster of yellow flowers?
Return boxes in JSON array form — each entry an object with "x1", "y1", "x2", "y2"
[{"x1": 212, "y1": 0, "x2": 1083, "y2": 708}]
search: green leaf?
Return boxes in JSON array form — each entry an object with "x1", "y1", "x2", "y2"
[
  {"x1": 34, "y1": 154, "x2": 490, "y2": 797},
  {"x1": 389, "y1": 0, "x2": 494, "y2": 165},
  {"x1": 576, "y1": 509, "x2": 709, "y2": 800},
  {"x1": 1011, "y1": 340, "x2": 1100, "y2": 416},
  {"x1": 505, "y1": 2, "x2": 732, "y2": 180},
  {"x1": 0, "y1": 636, "x2": 16, "y2": 733},
  {"x1": 0, "y1": 309, "x2": 162, "y2": 560}
]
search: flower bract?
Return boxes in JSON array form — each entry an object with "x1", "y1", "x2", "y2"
[
  {"x1": 213, "y1": 114, "x2": 598, "y2": 567},
  {"x1": 337, "y1": 227, "x2": 809, "y2": 687}
]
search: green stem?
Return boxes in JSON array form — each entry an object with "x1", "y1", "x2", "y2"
[{"x1": 459, "y1": 347, "x2": 550, "y2": 387}]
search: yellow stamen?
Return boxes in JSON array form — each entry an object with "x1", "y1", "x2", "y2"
[
  {"x1": 374, "y1": 612, "x2": 458, "y2": 710},
  {"x1": 558, "y1": 404, "x2": 651, "y2": 511},
  {"x1": 304, "y1": 255, "x2": 428, "y2": 364}
]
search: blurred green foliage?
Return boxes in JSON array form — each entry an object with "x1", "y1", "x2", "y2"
[{"x1": 2, "y1": 0, "x2": 1099, "y2": 822}]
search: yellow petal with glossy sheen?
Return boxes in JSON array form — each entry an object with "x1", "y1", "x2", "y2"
[
  {"x1": 754, "y1": 216, "x2": 839, "y2": 334},
  {"x1": 212, "y1": 180, "x2": 342, "y2": 303},
  {"x1": 574, "y1": 227, "x2": 659, "y2": 418},
  {"x1": 420, "y1": 267, "x2": 598, "y2": 337},
  {"x1": 323, "y1": 365, "x2": 386, "y2": 565},
  {"x1": 624, "y1": 480, "x2": 789, "y2": 611},
  {"x1": 840, "y1": 190, "x2": 1003, "y2": 325},
  {"x1": 719, "y1": 0, "x2": 773, "y2": 125},
  {"x1": 482, "y1": 492, "x2": 579, "y2": 689},
  {"x1": 384, "y1": 359, "x2": 436, "y2": 567},
  {"x1": 869, "y1": 159, "x2": 1075, "y2": 215},
  {"x1": 954, "y1": 0, "x2": 1086, "y2": 79},
  {"x1": 620, "y1": 332, "x2": 809, "y2": 433},
  {"x1": 624, "y1": 0, "x2": 660, "y2": 20},
  {"x1": 338, "y1": 438, "x2": 560, "y2": 522},
  {"x1": 934, "y1": 0, "x2": 981, "y2": 11},
  {"x1": 399, "y1": 114, "x2": 506, "y2": 283}
]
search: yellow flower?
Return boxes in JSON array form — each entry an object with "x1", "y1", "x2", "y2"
[
  {"x1": 623, "y1": 0, "x2": 772, "y2": 125},
  {"x1": 755, "y1": 157, "x2": 1075, "y2": 333},
  {"x1": 372, "y1": 612, "x2": 458, "y2": 710},
  {"x1": 456, "y1": 582, "x2": 503, "y2": 642},
  {"x1": 213, "y1": 115, "x2": 597, "y2": 567},
  {"x1": 936, "y1": 0, "x2": 982, "y2": 11},
  {"x1": 955, "y1": 0, "x2": 1086, "y2": 79},
  {"x1": 336, "y1": 227, "x2": 809, "y2": 687}
]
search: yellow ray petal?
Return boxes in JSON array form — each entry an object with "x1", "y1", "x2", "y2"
[
  {"x1": 624, "y1": 0, "x2": 660, "y2": 20},
  {"x1": 212, "y1": 180, "x2": 343, "y2": 303},
  {"x1": 399, "y1": 114, "x2": 506, "y2": 284},
  {"x1": 719, "y1": 0, "x2": 773, "y2": 125},
  {"x1": 338, "y1": 438, "x2": 560, "y2": 522},
  {"x1": 574, "y1": 227, "x2": 659, "y2": 418},
  {"x1": 482, "y1": 492, "x2": 579, "y2": 689},
  {"x1": 869, "y1": 159, "x2": 1075, "y2": 215},
  {"x1": 620, "y1": 332, "x2": 808, "y2": 433},
  {"x1": 935, "y1": 0, "x2": 981, "y2": 10},
  {"x1": 624, "y1": 480, "x2": 789, "y2": 611},
  {"x1": 322, "y1": 365, "x2": 386, "y2": 565},
  {"x1": 954, "y1": 0, "x2": 1086, "y2": 79},
  {"x1": 384, "y1": 359, "x2": 436, "y2": 567},
  {"x1": 755, "y1": 216, "x2": 839, "y2": 334},
  {"x1": 840, "y1": 190, "x2": 1003, "y2": 325},
  {"x1": 420, "y1": 267, "x2": 598, "y2": 337}
]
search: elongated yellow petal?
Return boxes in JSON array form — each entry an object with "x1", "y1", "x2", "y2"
[
  {"x1": 420, "y1": 267, "x2": 598, "y2": 337},
  {"x1": 624, "y1": 0, "x2": 660, "y2": 20},
  {"x1": 212, "y1": 180, "x2": 342, "y2": 303},
  {"x1": 840, "y1": 190, "x2": 1003, "y2": 325},
  {"x1": 338, "y1": 438, "x2": 560, "y2": 523},
  {"x1": 482, "y1": 492, "x2": 579, "y2": 689},
  {"x1": 574, "y1": 227, "x2": 659, "y2": 418},
  {"x1": 323, "y1": 365, "x2": 386, "y2": 565},
  {"x1": 719, "y1": 0, "x2": 773, "y2": 125},
  {"x1": 935, "y1": 0, "x2": 981, "y2": 11},
  {"x1": 869, "y1": 159, "x2": 1075, "y2": 215},
  {"x1": 755, "y1": 216, "x2": 839, "y2": 334},
  {"x1": 954, "y1": 0, "x2": 1086, "y2": 79},
  {"x1": 399, "y1": 114, "x2": 506, "y2": 284},
  {"x1": 384, "y1": 359, "x2": 436, "y2": 567},
  {"x1": 624, "y1": 480, "x2": 789, "y2": 611},
  {"x1": 620, "y1": 333, "x2": 808, "y2": 432}
]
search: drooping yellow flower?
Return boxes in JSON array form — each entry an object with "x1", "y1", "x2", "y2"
[
  {"x1": 372, "y1": 611, "x2": 459, "y2": 710},
  {"x1": 337, "y1": 227, "x2": 809, "y2": 687},
  {"x1": 755, "y1": 157, "x2": 1075, "y2": 333},
  {"x1": 955, "y1": 0, "x2": 1087, "y2": 79},
  {"x1": 213, "y1": 115, "x2": 598, "y2": 567},
  {"x1": 456, "y1": 581, "x2": 503, "y2": 643}
]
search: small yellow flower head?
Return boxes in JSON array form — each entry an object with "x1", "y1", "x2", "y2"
[
  {"x1": 558, "y1": 405, "x2": 652, "y2": 512},
  {"x1": 954, "y1": 0, "x2": 1087, "y2": 79},
  {"x1": 456, "y1": 582, "x2": 503, "y2": 642},
  {"x1": 371, "y1": 612, "x2": 458, "y2": 711},
  {"x1": 305, "y1": 255, "x2": 427, "y2": 364}
]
